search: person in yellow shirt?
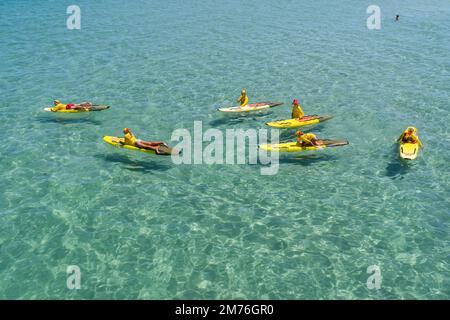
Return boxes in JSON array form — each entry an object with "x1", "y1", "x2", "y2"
[
  {"x1": 296, "y1": 131, "x2": 323, "y2": 147},
  {"x1": 121, "y1": 128, "x2": 167, "y2": 153},
  {"x1": 237, "y1": 89, "x2": 249, "y2": 107},
  {"x1": 51, "y1": 100, "x2": 68, "y2": 112},
  {"x1": 50, "y1": 100, "x2": 93, "y2": 111},
  {"x1": 291, "y1": 99, "x2": 305, "y2": 119},
  {"x1": 397, "y1": 127, "x2": 423, "y2": 148}
]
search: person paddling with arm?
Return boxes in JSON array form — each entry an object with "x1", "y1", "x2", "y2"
[
  {"x1": 121, "y1": 128, "x2": 168, "y2": 154},
  {"x1": 397, "y1": 127, "x2": 423, "y2": 148},
  {"x1": 51, "y1": 100, "x2": 93, "y2": 111},
  {"x1": 296, "y1": 130, "x2": 323, "y2": 147}
]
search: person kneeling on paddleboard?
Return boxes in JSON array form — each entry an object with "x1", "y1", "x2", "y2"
[
  {"x1": 296, "y1": 131, "x2": 323, "y2": 147},
  {"x1": 121, "y1": 128, "x2": 167, "y2": 154},
  {"x1": 397, "y1": 127, "x2": 423, "y2": 148},
  {"x1": 51, "y1": 100, "x2": 93, "y2": 111},
  {"x1": 237, "y1": 88, "x2": 249, "y2": 107},
  {"x1": 291, "y1": 99, "x2": 305, "y2": 119}
]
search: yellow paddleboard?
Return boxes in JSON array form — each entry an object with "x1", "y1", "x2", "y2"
[
  {"x1": 266, "y1": 115, "x2": 332, "y2": 128},
  {"x1": 44, "y1": 105, "x2": 110, "y2": 113},
  {"x1": 399, "y1": 142, "x2": 419, "y2": 160},
  {"x1": 259, "y1": 139, "x2": 348, "y2": 153},
  {"x1": 103, "y1": 136, "x2": 177, "y2": 156},
  {"x1": 103, "y1": 136, "x2": 157, "y2": 154}
]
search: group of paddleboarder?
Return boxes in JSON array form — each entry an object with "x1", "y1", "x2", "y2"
[
  {"x1": 49, "y1": 85, "x2": 422, "y2": 157},
  {"x1": 235, "y1": 89, "x2": 324, "y2": 148},
  {"x1": 235, "y1": 87, "x2": 423, "y2": 152},
  {"x1": 50, "y1": 99, "x2": 171, "y2": 154}
]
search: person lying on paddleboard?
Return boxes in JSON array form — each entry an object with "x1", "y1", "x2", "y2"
[
  {"x1": 291, "y1": 99, "x2": 305, "y2": 119},
  {"x1": 397, "y1": 127, "x2": 423, "y2": 148},
  {"x1": 237, "y1": 88, "x2": 249, "y2": 107},
  {"x1": 51, "y1": 100, "x2": 93, "y2": 111},
  {"x1": 296, "y1": 130, "x2": 323, "y2": 147},
  {"x1": 121, "y1": 128, "x2": 168, "y2": 154}
]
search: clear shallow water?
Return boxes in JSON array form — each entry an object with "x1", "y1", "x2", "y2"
[{"x1": 0, "y1": 0, "x2": 449, "y2": 299}]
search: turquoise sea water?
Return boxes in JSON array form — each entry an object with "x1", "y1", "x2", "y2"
[{"x1": 0, "y1": 0, "x2": 449, "y2": 299}]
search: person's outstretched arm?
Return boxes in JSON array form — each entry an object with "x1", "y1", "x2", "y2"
[{"x1": 416, "y1": 137, "x2": 424, "y2": 148}]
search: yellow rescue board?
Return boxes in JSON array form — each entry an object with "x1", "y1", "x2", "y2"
[
  {"x1": 266, "y1": 115, "x2": 332, "y2": 128},
  {"x1": 44, "y1": 105, "x2": 110, "y2": 113},
  {"x1": 259, "y1": 139, "x2": 348, "y2": 153},
  {"x1": 103, "y1": 136, "x2": 156, "y2": 154},
  {"x1": 399, "y1": 142, "x2": 419, "y2": 160}
]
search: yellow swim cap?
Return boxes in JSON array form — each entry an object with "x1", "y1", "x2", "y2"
[
  {"x1": 241, "y1": 89, "x2": 246, "y2": 94},
  {"x1": 54, "y1": 100, "x2": 60, "y2": 104}
]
